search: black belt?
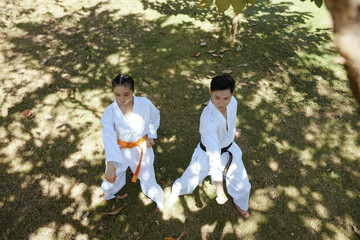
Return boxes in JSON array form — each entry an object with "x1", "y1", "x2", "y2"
[{"x1": 200, "y1": 142, "x2": 233, "y2": 176}]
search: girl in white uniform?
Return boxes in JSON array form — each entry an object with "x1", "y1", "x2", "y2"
[
  {"x1": 101, "y1": 74, "x2": 164, "y2": 210},
  {"x1": 169, "y1": 74, "x2": 251, "y2": 217}
]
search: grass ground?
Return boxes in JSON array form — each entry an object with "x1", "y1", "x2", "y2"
[{"x1": 1, "y1": 0, "x2": 359, "y2": 239}]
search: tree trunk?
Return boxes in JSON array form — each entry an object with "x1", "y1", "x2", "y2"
[
  {"x1": 230, "y1": 13, "x2": 239, "y2": 43},
  {"x1": 324, "y1": 0, "x2": 360, "y2": 106}
]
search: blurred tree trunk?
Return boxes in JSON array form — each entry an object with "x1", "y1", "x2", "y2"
[
  {"x1": 230, "y1": 13, "x2": 239, "y2": 43},
  {"x1": 325, "y1": 0, "x2": 360, "y2": 106}
]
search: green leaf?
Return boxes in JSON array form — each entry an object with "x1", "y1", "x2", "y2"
[
  {"x1": 315, "y1": 0, "x2": 323, "y2": 8},
  {"x1": 216, "y1": 0, "x2": 231, "y2": 13},
  {"x1": 197, "y1": 0, "x2": 213, "y2": 9},
  {"x1": 230, "y1": 0, "x2": 246, "y2": 14}
]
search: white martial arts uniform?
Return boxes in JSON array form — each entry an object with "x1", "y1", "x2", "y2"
[
  {"x1": 170, "y1": 96, "x2": 251, "y2": 210},
  {"x1": 101, "y1": 96, "x2": 164, "y2": 209}
]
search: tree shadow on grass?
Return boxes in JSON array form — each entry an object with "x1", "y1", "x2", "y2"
[{"x1": 1, "y1": 0, "x2": 359, "y2": 239}]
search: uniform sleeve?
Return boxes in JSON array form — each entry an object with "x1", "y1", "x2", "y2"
[
  {"x1": 147, "y1": 99, "x2": 160, "y2": 139},
  {"x1": 101, "y1": 108, "x2": 123, "y2": 164},
  {"x1": 200, "y1": 113, "x2": 223, "y2": 182}
]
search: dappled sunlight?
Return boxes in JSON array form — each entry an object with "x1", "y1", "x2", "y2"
[
  {"x1": 314, "y1": 202, "x2": 329, "y2": 219},
  {"x1": 234, "y1": 213, "x2": 266, "y2": 238},
  {"x1": 302, "y1": 216, "x2": 322, "y2": 234},
  {"x1": 1, "y1": 0, "x2": 359, "y2": 239},
  {"x1": 138, "y1": 192, "x2": 153, "y2": 207},
  {"x1": 250, "y1": 188, "x2": 276, "y2": 212},
  {"x1": 162, "y1": 187, "x2": 186, "y2": 222},
  {"x1": 29, "y1": 221, "x2": 58, "y2": 240},
  {"x1": 201, "y1": 222, "x2": 217, "y2": 240}
]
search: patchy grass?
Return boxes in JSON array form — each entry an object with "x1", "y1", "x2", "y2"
[{"x1": 1, "y1": 0, "x2": 359, "y2": 239}]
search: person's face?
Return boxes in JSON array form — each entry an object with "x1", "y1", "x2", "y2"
[
  {"x1": 210, "y1": 89, "x2": 233, "y2": 112},
  {"x1": 114, "y1": 84, "x2": 134, "y2": 106}
]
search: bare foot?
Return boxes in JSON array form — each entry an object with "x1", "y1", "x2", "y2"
[
  {"x1": 214, "y1": 181, "x2": 228, "y2": 205},
  {"x1": 234, "y1": 202, "x2": 249, "y2": 218},
  {"x1": 216, "y1": 195, "x2": 228, "y2": 205}
]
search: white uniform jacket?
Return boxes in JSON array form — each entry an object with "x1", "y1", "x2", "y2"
[
  {"x1": 200, "y1": 96, "x2": 238, "y2": 182},
  {"x1": 101, "y1": 96, "x2": 160, "y2": 170}
]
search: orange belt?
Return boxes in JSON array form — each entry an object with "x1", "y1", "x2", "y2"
[{"x1": 117, "y1": 135, "x2": 147, "y2": 183}]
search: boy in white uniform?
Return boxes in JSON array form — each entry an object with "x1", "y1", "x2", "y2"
[
  {"x1": 169, "y1": 74, "x2": 251, "y2": 217},
  {"x1": 101, "y1": 74, "x2": 164, "y2": 210}
]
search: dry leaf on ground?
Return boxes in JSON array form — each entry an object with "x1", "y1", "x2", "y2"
[
  {"x1": 100, "y1": 207, "x2": 124, "y2": 216},
  {"x1": 353, "y1": 225, "x2": 360, "y2": 235},
  {"x1": 22, "y1": 109, "x2": 34, "y2": 119},
  {"x1": 164, "y1": 237, "x2": 176, "y2": 240},
  {"x1": 81, "y1": 211, "x2": 89, "y2": 220},
  {"x1": 72, "y1": 231, "x2": 81, "y2": 239},
  {"x1": 133, "y1": 231, "x2": 139, "y2": 236},
  {"x1": 218, "y1": 48, "x2": 229, "y2": 53},
  {"x1": 176, "y1": 230, "x2": 186, "y2": 240},
  {"x1": 221, "y1": 70, "x2": 232, "y2": 74},
  {"x1": 191, "y1": 52, "x2": 200, "y2": 57},
  {"x1": 115, "y1": 193, "x2": 128, "y2": 199}
]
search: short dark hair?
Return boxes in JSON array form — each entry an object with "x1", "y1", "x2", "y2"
[
  {"x1": 112, "y1": 74, "x2": 134, "y2": 91},
  {"x1": 210, "y1": 74, "x2": 235, "y2": 93}
]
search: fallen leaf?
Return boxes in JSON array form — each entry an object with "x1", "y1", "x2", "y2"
[
  {"x1": 221, "y1": 70, "x2": 232, "y2": 74},
  {"x1": 247, "y1": 28, "x2": 252, "y2": 34},
  {"x1": 163, "y1": 94, "x2": 166, "y2": 98},
  {"x1": 210, "y1": 70, "x2": 216, "y2": 74},
  {"x1": 100, "y1": 206, "x2": 124, "y2": 216},
  {"x1": 191, "y1": 52, "x2": 200, "y2": 57},
  {"x1": 211, "y1": 53, "x2": 219, "y2": 57},
  {"x1": 18, "y1": 69, "x2": 25, "y2": 74},
  {"x1": 22, "y1": 109, "x2": 34, "y2": 119},
  {"x1": 238, "y1": 63, "x2": 248, "y2": 67},
  {"x1": 208, "y1": 50, "x2": 216, "y2": 53},
  {"x1": 81, "y1": 211, "x2": 89, "y2": 220},
  {"x1": 155, "y1": 220, "x2": 160, "y2": 225},
  {"x1": 218, "y1": 48, "x2": 229, "y2": 53},
  {"x1": 353, "y1": 225, "x2": 360, "y2": 235},
  {"x1": 72, "y1": 231, "x2": 81, "y2": 239},
  {"x1": 142, "y1": 82, "x2": 149, "y2": 87},
  {"x1": 200, "y1": 42, "x2": 207, "y2": 46},
  {"x1": 203, "y1": 100, "x2": 209, "y2": 106},
  {"x1": 40, "y1": 59, "x2": 48, "y2": 65},
  {"x1": 195, "y1": 85, "x2": 200, "y2": 89},
  {"x1": 115, "y1": 193, "x2": 128, "y2": 199},
  {"x1": 133, "y1": 231, "x2": 139, "y2": 236},
  {"x1": 57, "y1": 87, "x2": 69, "y2": 92},
  {"x1": 269, "y1": 68, "x2": 275, "y2": 74},
  {"x1": 164, "y1": 237, "x2": 176, "y2": 240},
  {"x1": 176, "y1": 230, "x2": 187, "y2": 240}
]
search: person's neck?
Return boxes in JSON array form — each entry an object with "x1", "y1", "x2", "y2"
[{"x1": 117, "y1": 97, "x2": 134, "y2": 111}]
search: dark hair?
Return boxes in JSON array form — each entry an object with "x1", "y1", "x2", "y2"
[
  {"x1": 210, "y1": 74, "x2": 235, "y2": 93},
  {"x1": 112, "y1": 74, "x2": 134, "y2": 91}
]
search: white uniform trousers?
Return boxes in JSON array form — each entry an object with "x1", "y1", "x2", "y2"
[
  {"x1": 170, "y1": 143, "x2": 251, "y2": 210},
  {"x1": 102, "y1": 163, "x2": 164, "y2": 210}
]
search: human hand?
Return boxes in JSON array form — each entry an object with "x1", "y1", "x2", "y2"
[
  {"x1": 146, "y1": 137, "x2": 155, "y2": 148},
  {"x1": 105, "y1": 161, "x2": 116, "y2": 183},
  {"x1": 235, "y1": 129, "x2": 242, "y2": 139}
]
